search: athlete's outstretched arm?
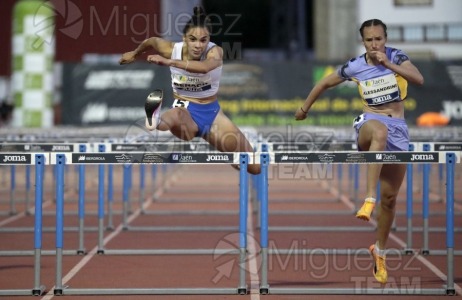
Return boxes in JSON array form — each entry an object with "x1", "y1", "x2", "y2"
[
  {"x1": 147, "y1": 45, "x2": 223, "y2": 74},
  {"x1": 119, "y1": 37, "x2": 174, "y2": 65},
  {"x1": 295, "y1": 72, "x2": 345, "y2": 120}
]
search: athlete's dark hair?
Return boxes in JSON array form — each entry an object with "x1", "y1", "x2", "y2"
[
  {"x1": 359, "y1": 19, "x2": 388, "y2": 38},
  {"x1": 183, "y1": 6, "x2": 212, "y2": 35}
]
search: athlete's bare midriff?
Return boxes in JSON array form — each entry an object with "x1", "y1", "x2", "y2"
[
  {"x1": 363, "y1": 101, "x2": 405, "y2": 119},
  {"x1": 173, "y1": 92, "x2": 217, "y2": 104}
]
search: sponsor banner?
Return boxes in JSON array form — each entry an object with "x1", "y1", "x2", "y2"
[
  {"x1": 111, "y1": 143, "x2": 216, "y2": 152},
  {"x1": 271, "y1": 143, "x2": 355, "y2": 152},
  {"x1": 373, "y1": 152, "x2": 439, "y2": 163},
  {"x1": 111, "y1": 144, "x2": 160, "y2": 152},
  {"x1": 61, "y1": 63, "x2": 171, "y2": 125},
  {"x1": 434, "y1": 143, "x2": 462, "y2": 151},
  {"x1": 168, "y1": 153, "x2": 235, "y2": 164},
  {"x1": 0, "y1": 144, "x2": 74, "y2": 152},
  {"x1": 0, "y1": 153, "x2": 32, "y2": 165},
  {"x1": 271, "y1": 143, "x2": 319, "y2": 152},
  {"x1": 0, "y1": 144, "x2": 24, "y2": 152},
  {"x1": 72, "y1": 152, "x2": 169, "y2": 164},
  {"x1": 71, "y1": 152, "x2": 235, "y2": 164},
  {"x1": 274, "y1": 152, "x2": 440, "y2": 163},
  {"x1": 26, "y1": 144, "x2": 74, "y2": 152}
]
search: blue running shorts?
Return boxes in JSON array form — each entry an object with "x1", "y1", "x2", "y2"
[
  {"x1": 353, "y1": 113, "x2": 409, "y2": 151},
  {"x1": 171, "y1": 99, "x2": 220, "y2": 137}
]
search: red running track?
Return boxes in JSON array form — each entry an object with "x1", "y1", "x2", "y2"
[{"x1": 0, "y1": 163, "x2": 461, "y2": 300}]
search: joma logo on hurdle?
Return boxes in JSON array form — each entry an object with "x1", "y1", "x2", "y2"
[
  {"x1": 3, "y1": 155, "x2": 27, "y2": 162},
  {"x1": 411, "y1": 154, "x2": 435, "y2": 161},
  {"x1": 206, "y1": 155, "x2": 229, "y2": 162},
  {"x1": 52, "y1": 145, "x2": 71, "y2": 151}
]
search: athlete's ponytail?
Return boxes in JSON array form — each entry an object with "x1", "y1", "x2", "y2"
[{"x1": 183, "y1": 6, "x2": 212, "y2": 35}]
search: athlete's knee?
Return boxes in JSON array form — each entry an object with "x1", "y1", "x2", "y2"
[
  {"x1": 248, "y1": 164, "x2": 261, "y2": 175},
  {"x1": 380, "y1": 193, "x2": 397, "y2": 211},
  {"x1": 231, "y1": 164, "x2": 261, "y2": 175}
]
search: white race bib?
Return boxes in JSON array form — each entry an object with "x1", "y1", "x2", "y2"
[{"x1": 359, "y1": 73, "x2": 400, "y2": 105}]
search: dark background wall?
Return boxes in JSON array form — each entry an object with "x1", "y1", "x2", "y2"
[{"x1": 0, "y1": 0, "x2": 161, "y2": 76}]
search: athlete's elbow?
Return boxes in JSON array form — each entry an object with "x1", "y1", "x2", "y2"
[{"x1": 415, "y1": 76, "x2": 424, "y2": 86}]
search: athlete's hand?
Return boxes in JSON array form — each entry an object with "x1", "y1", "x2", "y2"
[
  {"x1": 294, "y1": 107, "x2": 308, "y2": 120},
  {"x1": 147, "y1": 54, "x2": 170, "y2": 66},
  {"x1": 369, "y1": 51, "x2": 389, "y2": 66},
  {"x1": 119, "y1": 51, "x2": 137, "y2": 65}
]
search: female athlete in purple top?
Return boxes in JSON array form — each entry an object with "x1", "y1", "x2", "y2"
[{"x1": 295, "y1": 19, "x2": 424, "y2": 284}]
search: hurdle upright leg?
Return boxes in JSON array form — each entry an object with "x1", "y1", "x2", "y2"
[
  {"x1": 9, "y1": 165, "x2": 16, "y2": 215},
  {"x1": 54, "y1": 154, "x2": 66, "y2": 296},
  {"x1": 445, "y1": 153, "x2": 455, "y2": 295},
  {"x1": 32, "y1": 155, "x2": 46, "y2": 296},
  {"x1": 404, "y1": 161, "x2": 414, "y2": 254},
  {"x1": 139, "y1": 164, "x2": 146, "y2": 213},
  {"x1": 107, "y1": 164, "x2": 114, "y2": 230},
  {"x1": 238, "y1": 154, "x2": 249, "y2": 295},
  {"x1": 97, "y1": 145, "x2": 106, "y2": 254},
  {"x1": 258, "y1": 153, "x2": 270, "y2": 294},
  {"x1": 421, "y1": 144, "x2": 431, "y2": 255},
  {"x1": 77, "y1": 144, "x2": 87, "y2": 254},
  {"x1": 25, "y1": 165, "x2": 31, "y2": 214}
]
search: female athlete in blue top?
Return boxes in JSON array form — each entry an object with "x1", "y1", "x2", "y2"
[{"x1": 295, "y1": 19, "x2": 424, "y2": 284}]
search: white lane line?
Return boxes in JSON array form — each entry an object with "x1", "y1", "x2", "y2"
[
  {"x1": 0, "y1": 201, "x2": 53, "y2": 227},
  {"x1": 0, "y1": 211, "x2": 27, "y2": 226},
  {"x1": 247, "y1": 201, "x2": 261, "y2": 300},
  {"x1": 40, "y1": 173, "x2": 175, "y2": 300},
  {"x1": 325, "y1": 181, "x2": 462, "y2": 295}
]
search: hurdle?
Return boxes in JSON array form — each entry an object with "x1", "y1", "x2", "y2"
[
  {"x1": 0, "y1": 143, "x2": 102, "y2": 233},
  {"x1": 258, "y1": 141, "x2": 461, "y2": 235},
  {"x1": 257, "y1": 142, "x2": 359, "y2": 215},
  {"x1": 51, "y1": 151, "x2": 252, "y2": 295},
  {"x1": 255, "y1": 142, "x2": 378, "y2": 234},
  {"x1": 392, "y1": 143, "x2": 462, "y2": 257},
  {"x1": 257, "y1": 151, "x2": 458, "y2": 295},
  {"x1": 0, "y1": 153, "x2": 47, "y2": 296},
  {"x1": 101, "y1": 142, "x2": 243, "y2": 231}
]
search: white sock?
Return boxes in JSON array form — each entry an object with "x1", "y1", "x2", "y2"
[
  {"x1": 366, "y1": 197, "x2": 376, "y2": 203},
  {"x1": 375, "y1": 242, "x2": 386, "y2": 257}
]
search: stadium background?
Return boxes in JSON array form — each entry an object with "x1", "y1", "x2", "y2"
[{"x1": 0, "y1": 0, "x2": 461, "y2": 129}]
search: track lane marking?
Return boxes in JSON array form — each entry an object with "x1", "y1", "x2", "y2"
[{"x1": 40, "y1": 170, "x2": 176, "y2": 300}]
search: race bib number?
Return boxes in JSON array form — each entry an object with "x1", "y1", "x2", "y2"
[
  {"x1": 353, "y1": 114, "x2": 364, "y2": 127},
  {"x1": 172, "y1": 99, "x2": 190, "y2": 108}
]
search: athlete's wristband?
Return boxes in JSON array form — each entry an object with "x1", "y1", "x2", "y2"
[{"x1": 300, "y1": 107, "x2": 308, "y2": 114}]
